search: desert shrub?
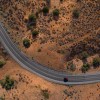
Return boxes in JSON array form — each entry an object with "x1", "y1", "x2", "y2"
[
  {"x1": 27, "y1": 14, "x2": 37, "y2": 28},
  {"x1": 73, "y1": 10, "x2": 79, "y2": 19},
  {"x1": 57, "y1": 50, "x2": 65, "y2": 54},
  {"x1": 42, "y1": 6, "x2": 49, "y2": 14},
  {"x1": 60, "y1": 0, "x2": 63, "y2": 2},
  {"x1": 0, "y1": 76, "x2": 14, "y2": 90},
  {"x1": 70, "y1": 64, "x2": 76, "y2": 71},
  {"x1": 66, "y1": 61, "x2": 76, "y2": 71},
  {"x1": 53, "y1": 9, "x2": 59, "y2": 16},
  {"x1": 38, "y1": 49, "x2": 41, "y2": 52},
  {"x1": 41, "y1": 89, "x2": 49, "y2": 99},
  {"x1": 28, "y1": 14, "x2": 36, "y2": 22},
  {"x1": 32, "y1": 31, "x2": 39, "y2": 37},
  {"x1": 81, "y1": 51, "x2": 89, "y2": 60},
  {"x1": 77, "y1": 0, "x2": 81, "y2": 2},
  {"x1": 23, "y1": 39, "x2": 30, "y2": 48},
  {"x1": 0, "y1": 60, "x2": 6, "y2": 68},
  {"x1": 81, "y1": 63, "x2": 90, "y2": 73},
  {"x1": 0, "y1": 97, "x2": 5, "y2": 100},
  {"x1": 93, "y1": 57, "x2": 100, "y2": 68}
]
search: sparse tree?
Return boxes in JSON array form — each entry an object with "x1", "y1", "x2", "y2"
[
  {"x1": 29, "y1": 14, "x2": 36, "y2": 22},
  {"x1": 73, "y1": 10, "x2": 80, "y2": 19},
  {"x1": 42, "y1": 6, "x2": 49, "y2": 15},
  {"x1": 81, "y1": 63, "x2": 90, "y2": 73},
  {"x1": 0, "y1": 60, "x2": 6, "y2": 68},
  {"x1": 0, "y1": 76, "x2": 14, "y2": 90},
  {"x1": 23, "y1": 39, "x2": 30, "y2": 48},
  {"x1": 93, "y1": 57, "x2": 100, "y2": 68},
  {"x1": 32, "y1": 31, "x2": 39, "y2": 37},
  {"x1": 81, "y1": 51, "x2": 89, "y2": 60},
  {"x1": 53, "y1": 9, "x2": 59, "y2": 17}
]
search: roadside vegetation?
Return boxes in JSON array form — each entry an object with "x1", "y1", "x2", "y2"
[
  {"x1": 23, "y1": 39, "x2": 31, "y2": 48},
  {"x1": 93, "y1": 57, "x2": 100, "y2": 68},
  {"x1": 27, "y1": 13, "x2": 37, "y2": 29},
  {"x1": 28, "y1": 14, "x2": 36, "y2": 24},
  {"x1": 41, "y1": 89, "x2": 50, "y2": 100},
  {"x1": 42, "y1": 6, "x2": 49, "y2": 15},
  {"x1": 81, "y1": 51, "x2": 89, "y2": 60},
  {"x1": 0, "y1": 0, "x2": 99, "y2": 73},
  {"x1": 81, "y1": 63, "x2": 90, "y2": 73},
  {"x1": 0, "y1": 76, "x2": 15, "y2": 90},
  {"x1": 0, "y1": 60, "x2": 6, "y2": 68}
]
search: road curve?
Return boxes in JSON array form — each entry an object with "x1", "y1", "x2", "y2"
[{"x1": 0, "y1": 22, "x2": 100, "y2": 85}]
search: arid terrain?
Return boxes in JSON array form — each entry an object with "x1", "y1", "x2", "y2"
[
  {"x1": 0, "y1": 0, "x2": 100, "y2": 100},
  {"x1": 0, "y1": 45, "x2": 100, "y2": 100},
  {"x1": 0, "y1": 0, "x2": 100, "y2": 73}
]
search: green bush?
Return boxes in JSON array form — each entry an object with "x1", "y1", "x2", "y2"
[
  {"x1": 23, "y1": 39, "x2": 30, "y2": 48},
  {"x1": 93, "y1": 57, "x2": 100, "y2": 68},
  {"x1": 73, "y1": 10, "x2": 79, "y2": 19},
  {"x1": 81, "y1": 51, "x2": 89, "y2": 60},
  {"x1": 29, "y1": 14, "x2": 36, "y2": 22},
  {"x1": 0, "y1": 60, "x2": 6, "y2": 68},
  {"x1": 41, "y1": 89, "x2": 49, "y2": 99},
  {"x1": 60, "y1": 0, "x2": 63, "y2": 2},
  {"x1": 81, "y1": 63, "x2": 90, "y2": 73},
  {"x1": 70, "y1": 64, "x2": 76, "y2": 71},
  {"x1": 42, "y1": 7, "x2": 49, "y2": 14},
  {"x1": 0, "y1": 97, "x2": 5, "y2": 100},
  {"x1": 32, "y1": 31, "x2": 39, "y2": 37},
  {"x1": 53, "y1": 9, "x2": 59, "y2": 16},
  {"x1": 0, "y1": 76, "x2": 14, "y2": 90}
]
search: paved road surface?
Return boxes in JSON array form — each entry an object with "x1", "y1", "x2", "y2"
[{"x1": 0, "y1": 22, "x2": 100, "y2": 85}]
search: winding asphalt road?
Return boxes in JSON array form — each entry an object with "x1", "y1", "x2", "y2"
[{"x1": 0, "y1": 22, "x2": 100, "y2": 85}]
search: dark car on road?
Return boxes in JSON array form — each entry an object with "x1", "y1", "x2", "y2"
[{"x1": 64, "y1": 77, "x2": 68, "y2": 82}]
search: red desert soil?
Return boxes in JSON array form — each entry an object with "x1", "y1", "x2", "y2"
[
  {"x1": 0, "y1": 0, "x2": 100, "y2": 72},
  {"x1": 0, "y1": 49, "x2": 100, "y2": 100}
]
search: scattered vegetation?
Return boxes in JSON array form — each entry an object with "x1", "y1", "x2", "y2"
[
  {"x1": 0, "y1": 76, "x2": 15, "y2": 90},
  {"x1": 0, "y1": 60, "x2": 6, "y2": 68},
  {"x1": 73, "y1": 10, "x2": 80, "y2": 19},
  {"x1": 93, "y1": 57, "x2": 100, "y2": 68},
  {"x1": 63, "y1": 89, "x2": 74, "y2": 97},
  {"x1": 81, "y1": 63, "x2": 90, "y2": 73},
  {"x1": 70, "y1": 64, "x2": 76, "y2": 71},
  {"x1": 66, "y1": 61, "x2": 76, "y2": 71},
  {"x1": 77, "y1": 0, "x2": 82, "y2": 2},
  {"x1": 23, "y1": 39, "x2": 30, "y2": 48},
  {"x1": 53, "y1": 9, "x2": 59, "y2": 17},
  {"x1": 81, "y1": 51, "x2": 89, "y2": 60},
  {"x1": 32, "y1": 30, "x2": 39, "y2": 37},
  {"x1": 38, "y1": 48, "x2": 41, "y2": 52},
  {"x1": 0, "y1": 97, "x2": 5, "y2": 100},
  {"x1": 41, "y1": 89, "x2": 50, "y2": 99},
  {"x1": 28, "y1": 14, "x2": 36, "y2": 26},
  {"x1": 42, "y1": 6, "x2": 49, "y2": 15},
  {"x1": 0, "y1": 0, "x2": 99, "y2": 72},
  {"x1": 28, "y1": 14, "x2": 36, "y2": 22}
]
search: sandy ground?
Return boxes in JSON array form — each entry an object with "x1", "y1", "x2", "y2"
[{"x1": 0, "y1": 48, "x2": 100, "y2": 100}]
